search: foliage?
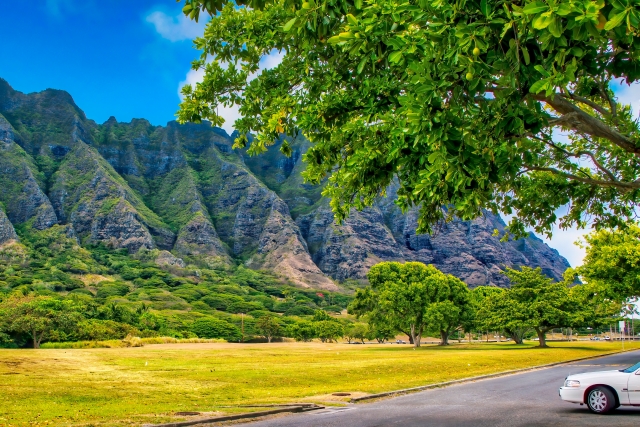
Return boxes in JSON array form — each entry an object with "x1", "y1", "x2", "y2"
[
  {"x1": 474, "y1": 286, "x2": 530, "y2": 344},
  {"x1": 0, "y1": 226, "x2": 353, "y2": 347},
  {"x1": 423, "y1": 277, "x2": 473, "y2": 345},
  {"x1": 578, "y1": 225, "x2": 640, "y2": 299},
  {"x1": 365, "y1": 322, "x2": 396, "y2": 343},
  {"x1": 0, "y1": 294, "x2": 83, "y2": 348},
  {"x1": 314, "y1": 319, "x2": 344, "y2": 342},
  {"x1": 287, "y1": 320, "x2": 316, "y2": 341},
  {"x1": 349, "y1": 261, "x2": 471, "y2": 347},
  {"x1": 191, "y1": 317, "x2": 242, "y2": 341},
  {"x1": 179, "y1": 0, "x2": 640, "y2": 238},
  {"x1": 255, "y1": 314, "x2": 281, "y2": 342},
  {"x1": 496, "y1": 266, "x2": 583, "y2": 347}
]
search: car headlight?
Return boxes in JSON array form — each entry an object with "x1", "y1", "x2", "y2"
[{"x1": 564, "y1": 379, "x2": 580, "y2": 387}]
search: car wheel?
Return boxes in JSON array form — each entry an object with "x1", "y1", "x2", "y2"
[{"x1": 586, "y1": 387, "x2": 616, "y2": 414}]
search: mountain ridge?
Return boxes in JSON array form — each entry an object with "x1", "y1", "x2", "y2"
[{"x1": 0, "y1": 78, "x2": 570, "y2": 289}]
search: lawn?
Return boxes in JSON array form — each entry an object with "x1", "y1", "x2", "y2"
[{"x1": 0, "y1": 341, "x2": 638, "y2": 426}]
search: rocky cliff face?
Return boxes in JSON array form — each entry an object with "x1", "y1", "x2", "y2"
[{"x1": 0, "y1": 78, "x2": 570, "y2": 289}]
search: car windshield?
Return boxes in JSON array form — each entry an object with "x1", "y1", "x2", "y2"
[{"x1": 621, "y1": 362, "x2": 640, "y2": 373}]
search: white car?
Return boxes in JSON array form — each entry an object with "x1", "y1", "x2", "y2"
[{"x1": 559, "y1": 361, "x2": 640, "y2": 413}]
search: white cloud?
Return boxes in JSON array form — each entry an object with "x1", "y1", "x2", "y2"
[
  {"x1": 146, "y1": 10, "x2": 207, "y2": 42},
  {"x1": 539, "y1": 226, "x2": 589, "y2": 267},
  {"x1": 613, "y1": 80, "x2": 640, "y2": 118},
  {"x1": 177, "y1": 50, "x2": 285, "y2": 134}
]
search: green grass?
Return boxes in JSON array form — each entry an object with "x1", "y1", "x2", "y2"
[{"x1": 0, "y1": 341, "x2": 637, "y2": 426}]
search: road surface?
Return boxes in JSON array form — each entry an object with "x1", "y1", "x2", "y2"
[{"x1": 236, "y1": 350, "x2": 640, "y2": 427}]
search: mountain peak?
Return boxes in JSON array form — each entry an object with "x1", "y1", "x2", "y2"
[{"x1": 105, "y1": 116, "x2": 118, "y2": 125}]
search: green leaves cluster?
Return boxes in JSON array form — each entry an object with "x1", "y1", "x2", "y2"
[
  {"x1": 349, "y1": 261, "x2": 472, "y2": 347},
  {"x1": 178, "y1": 0, "x2": 640, "y2": 238},
  {"x1": 475, "y1": 266, "x2": 586, "y2": 347},
  {"x1": 578, "y1": 225, "x2": 640, "y2": 299}
]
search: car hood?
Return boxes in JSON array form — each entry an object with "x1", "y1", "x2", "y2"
[{"x1": 567, "y1": 370, "x2": 627, "y2": 381}]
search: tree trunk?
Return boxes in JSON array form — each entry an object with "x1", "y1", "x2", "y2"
[
  {"x1": 407, "y1": 335, "x2": 414, "y2": 344},
  {"x1": 439, "y1": 330, "x2": 450, "y2": 346},
  {"x1": 267, "y1": 336, "x2": 272, "y2": 343},
  {"x1": 509, "y1": 332, "x2": 523, "y2": 345},
  {"x1": 535, "y1": 328, "x2": 548, "y2": 348},
  {"x1": 32, "y1": 330, "x2": 38, "y2": 349},
  {"x1": 410, "y1": 324, "x2": 421, "y2": 348}
]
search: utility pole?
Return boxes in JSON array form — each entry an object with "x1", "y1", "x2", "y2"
[{"x1": 241, "y1": 312, "x2": 245, "y2": 343}]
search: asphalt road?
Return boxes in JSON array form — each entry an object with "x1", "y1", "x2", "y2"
[{"x1": 236, "y1": 350, "x2": 640, "y2": 427}]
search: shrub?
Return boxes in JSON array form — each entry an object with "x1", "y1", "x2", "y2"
[
  {"x1": 285, "y1": 306, "x2": 315, "y2": 317},
  {"x1": 191, "y1": 318, "x2": 242, "y2": 342},
  {"x1": 201, "y1": 294, "x2": 244, "y2": 311},
  {"x1": 96, "y1": 282, "x2": 130, "y2": 299},
  {"x1": 323, "y1": 305, "x2": 343, "y2": 314},
  {"x1": 273, "y1": 301, "x2": 295, "y2": 313},
  {"x1": 74, "y1": 319, "x2": 139, "y2": 341},
  {"x1": 227, "y1": 300, "x2": 263, "y2": 314}
]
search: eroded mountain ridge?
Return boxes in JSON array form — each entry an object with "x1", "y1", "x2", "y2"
[{"x1": 0, "y1": 79, "x2": 570, "y2": 289}]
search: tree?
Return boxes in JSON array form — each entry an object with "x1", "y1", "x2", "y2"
[
  {"x1": 474, "y1": 286, "x2": 531, "y2": 344},
  {"x1": 314, "y1": 320, "x2": 344, "y2": 343},
  {"x1": 365, "y1": 322, "x2": 396, "y2": 344},
  {"x1": 0, "y1": 294, "x2": 82, "y2": 348},
  {"x1": 287, "y1": 320, "x2": 316, "y2": 342},
  {"x1": 502, "y1": 267, "x2": 583, "y2": 347},
  {"x1": 349, "y1": 261, "x2": 470, "y2": 347},
  {"x1": 178, "y1": 0, "x2": 640, "y2": 238},
  {"x1": 424, "y1": 278, "x2": 473, "y2": 345},
  {"x1": 256, "y1": 314, "x2": 281, "y2": 343},
  {"x1": 351, "y1": 323, "x2": 368, "y2": 343},
  {"x1": 312, "y1": 309, "x2": 331, "y2": 322},
  {"x1": 578, "y1": 226, "x2": 640, "y2": 300},
  {"x1": 344, "y1": 322, "x2": 368, "y2": 343}
]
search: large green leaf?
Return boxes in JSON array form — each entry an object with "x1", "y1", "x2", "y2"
[
  {"x1": 604, "y1": 11, "x2": 627, "y2": 30},
  {"x1": 522, "y1": 2, "x2": 549, "y2": 14},
  {"x1": 283, "y1": 17, "x2": 297, "y2": 32}
]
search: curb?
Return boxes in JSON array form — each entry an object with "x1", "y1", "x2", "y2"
[
  {"x1": 350, "y1": 347, "x2": 640, "y2": 403},
  {"x1": 142, "y1": 404, "x2": 324, "y2": 427}
]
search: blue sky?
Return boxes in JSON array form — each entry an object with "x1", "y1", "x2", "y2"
[
  {"x1": 0, "y1": 0, "x2": 207, "y2": 127},
  {"x1": 2, "y1": 1, "x2": 639, "y2": 267}
]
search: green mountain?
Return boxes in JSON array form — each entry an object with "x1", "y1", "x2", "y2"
[{"x1": 0, "y1": 78, "x2": 570, "y2": 291}]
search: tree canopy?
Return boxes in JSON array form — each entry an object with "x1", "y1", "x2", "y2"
[
  {"x1": 501, "y1": 266, "x2": 583, "y2": 347},
  {"x1": 178, "y1": 0, "x2": 640, "y2": 237},
  {"x1": 578, "y1": 225, "x2": 640, "y2": 299},
  {"x1": 348, "y1": 261, "x2": 470, "y2": 346},
  {"x1": 0, "y1": 294, "x2": 83, "y2": 348}
]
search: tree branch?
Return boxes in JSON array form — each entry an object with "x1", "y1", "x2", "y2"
[
  {"x1": 533, "y1": 93, "x2": 640, "y2": 155},
  {"x1": 560, "y1": 93, "x2": 609, "y2": 116},
  {"x1": 539, "y1": 138, "x2": 620, "y2": 183},
  {"x1": 527, "y1": 166, "x2": 640, "y2": 190}
]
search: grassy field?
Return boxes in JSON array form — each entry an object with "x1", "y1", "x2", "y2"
[{"x1": 0, "y1": 341, "x2": 638, "y2": 426}]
